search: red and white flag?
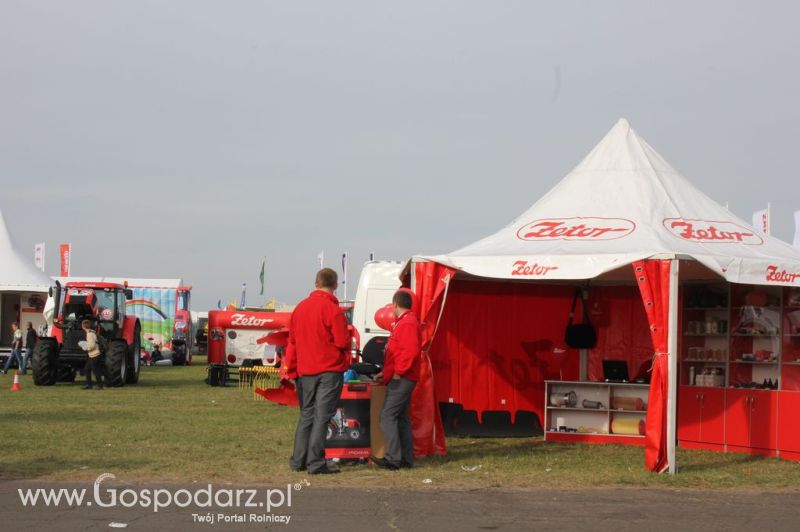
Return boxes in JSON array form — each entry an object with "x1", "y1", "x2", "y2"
[
  {"x1": 752, "y1": 207, "x2": 770, "y2": 235},
  {"x1": 794, "y1": 210, "x2": 800, "y2": 249},
  {"x1": 59, "y1": 243, "x2": 71, "y2": 276}
]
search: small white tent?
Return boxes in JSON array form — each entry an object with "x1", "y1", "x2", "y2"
[{"x1": 0, "y1": 209, "x2": 53, "y2": 348}]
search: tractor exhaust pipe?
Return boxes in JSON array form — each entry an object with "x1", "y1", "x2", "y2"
[{"x1": 51, "y1": 280, "x2": 62, "y2": 328}]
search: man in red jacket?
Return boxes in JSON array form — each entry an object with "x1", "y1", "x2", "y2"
[
  {"x1": 283, "y1": 268, "x2": 351, "y2": 475},
  {"x1": 374, "y1": 290, "x2": 421, "y2": 470}
]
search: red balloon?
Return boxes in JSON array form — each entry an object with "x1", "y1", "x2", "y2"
[{"x1": 374, "y1": 304, "x2": 396, "y2": 331}]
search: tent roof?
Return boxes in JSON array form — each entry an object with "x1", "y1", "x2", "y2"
[
  {"x1": 0, "y1": 209, "x2": 53, "y2": 293},
  {"x1": 418, "y1": 119, "x2": 800, "y2": 286}
]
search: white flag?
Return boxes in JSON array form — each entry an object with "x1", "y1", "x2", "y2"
[
  {"x1": 317, "y1": 250, "x2": 324, "y2": 270},
  {"x1": 34, "y1": 242, "x2": 46, "y2": 272},
  {"x1": 794, "y1": 210, "x2": 800, "y2": 248},
  {"x1": 239, "y1": 283, "x2": 247, "y2": 309},
  {"x1": 752, "y1": 208, "x2": 769, "y2": 235}
]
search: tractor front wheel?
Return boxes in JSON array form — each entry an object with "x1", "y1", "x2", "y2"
[
  {"x1": 105, "y1": 340, "x2": 128, "y2": 387},
  {"x1": 31, "y1": 338, "x2": 58, "y2": 386}
]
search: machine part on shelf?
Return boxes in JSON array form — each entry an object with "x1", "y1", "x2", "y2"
[
  {"x1": 611, "y1": 396, "x2": 645, "y2": 411},
  {"x1": 549, "y1": 391, "x2": 578, "y2": 407},
  {"x1": 582, "y1": 399, "x2": 604, "y2": 409},
  {"x1": 611, "y1": 418, "x2": 645, "y2": 436}
]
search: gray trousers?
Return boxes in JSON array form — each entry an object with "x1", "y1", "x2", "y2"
[
  {"x1": 380, "y1": 376, "x2": 416, "y2": 467},
  {"x1": 290, "y1": 372, "x2": 343, "y2": 473}
]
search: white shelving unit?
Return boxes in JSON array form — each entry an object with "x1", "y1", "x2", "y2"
[{"x1": 544, "y1": 381, "x2": 649, "y2": 440}]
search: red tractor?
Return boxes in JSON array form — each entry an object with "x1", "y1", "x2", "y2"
[{"x1": 32, "y1": 281, "x2": 142, "y2": 387}]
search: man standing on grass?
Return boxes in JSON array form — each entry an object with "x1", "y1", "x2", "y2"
[
  {"x1": 283, "y1": 268, "x2": 351, "y2": 475},
  {"x1": 22, "y1": 322, "x2": 37, "y2": 375},
  {"x1": 373, "y1": 290, "x2": 421, "y2": 471}
]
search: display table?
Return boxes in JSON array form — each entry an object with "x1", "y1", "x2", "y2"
[
  {"x1": 544, "y1": 381, "x2": 649, "y2": 446},
  {"x1": 324, "y1": 381, "x2": 386, "y2": 460}
]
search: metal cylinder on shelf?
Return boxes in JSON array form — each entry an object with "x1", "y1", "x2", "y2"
[{"x1": 549, "y1": 390, "x2": 578, "y2": 407}]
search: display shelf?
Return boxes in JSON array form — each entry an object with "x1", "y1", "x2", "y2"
[
  {"x1": 544, "y1": 381, "x2": 647, "y2": 444},
  {"x1": 548, "y1": 406, "x2": 609, "y2": 412}
]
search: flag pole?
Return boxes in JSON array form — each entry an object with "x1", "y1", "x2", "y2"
[
  {"x1": 342, "y1": 252, "x2": 348, "y2": 300},
  {"x1": 667, "y1": 258, "x2": 680, "y2": 474},
  {"x1": 767, "y1": 202, "x2": 772, "y2": 235}
]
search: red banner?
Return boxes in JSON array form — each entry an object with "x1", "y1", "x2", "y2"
[{"x1": 59, "y1": 243, "x2": 71, "y2": 276}]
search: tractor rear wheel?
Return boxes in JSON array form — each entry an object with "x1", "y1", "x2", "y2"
[
  {"x1": 125, "y1": 323, "x2": 141, "y2": 384},
  {"x1": 105, "y1": 340, "x2": 128, "y2": 387},
  {"x1": 31, "y1": 338, "x2": 58, "y2": 386}
]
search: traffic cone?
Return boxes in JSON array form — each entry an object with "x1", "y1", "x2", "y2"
[{"x1": 10, "y1": 371, "x2": 21, "y2": 391}]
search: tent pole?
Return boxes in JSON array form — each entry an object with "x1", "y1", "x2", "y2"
[
  {"x1": 667, "y1": 258, "x2": 680, "y2": 474},
  {"x1": 579, "y1": 349, "x2": 588, "y2": 381}
]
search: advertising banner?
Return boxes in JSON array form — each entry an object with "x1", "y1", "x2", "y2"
[{"x1": 59, "y1": 243, "x2": 71, "y2": 276}]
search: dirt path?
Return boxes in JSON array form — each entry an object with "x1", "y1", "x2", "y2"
[{"x1": 2, "y1": 480, "x2": 798, "y2": 531}]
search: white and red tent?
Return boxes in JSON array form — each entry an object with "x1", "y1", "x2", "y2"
[{"x1": 406, "y1": 119, "x2": 800, "y2": 472}]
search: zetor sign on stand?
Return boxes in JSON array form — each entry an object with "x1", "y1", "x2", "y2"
[{"x1": 207, "y1": 310, "x2": 291, "y2": 368}]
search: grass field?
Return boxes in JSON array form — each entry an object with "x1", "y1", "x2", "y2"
[{"x1": 1, "y1": 358, "x2": 798, "y2": 490}]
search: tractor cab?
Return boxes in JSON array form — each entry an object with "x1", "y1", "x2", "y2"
[
  {"x1": 171, "y1": 285, "x2": 193, "y2": 365},
  {"x1": 55, "y1": 282, "x2": 133, "y2": 339}
]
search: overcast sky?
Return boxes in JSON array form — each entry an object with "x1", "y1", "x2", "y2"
[{"x1": 1, "y1": 1, "x2": 799, "y2": 309}]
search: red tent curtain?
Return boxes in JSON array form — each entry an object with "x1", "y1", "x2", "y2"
[
  {"x1": 410, "y1": 261, "x2": 456, "y2": 457},
  {"x1": 633, "y1": 259, "x2": 671, "y2": 473}
]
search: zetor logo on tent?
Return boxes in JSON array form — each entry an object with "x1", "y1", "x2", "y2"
[
  {"x1": 663, "y1": 218, "x2": 764, "y2": 245},
  {"x1": 516, "y1": 217, "x2": 636, "y2": 241}
]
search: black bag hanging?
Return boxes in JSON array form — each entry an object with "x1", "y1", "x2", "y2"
[{"x1": 565, "y1": 286, "x2": 597, "y2": 349}]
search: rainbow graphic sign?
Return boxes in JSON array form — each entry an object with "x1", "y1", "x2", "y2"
[{"x1": 125, "y1": 288, "x2": 176, "y2": 350}]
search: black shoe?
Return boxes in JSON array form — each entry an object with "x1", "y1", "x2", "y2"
[
  {"x1": 96, "y1": 386, "x2": 104, "y2": 390},
  {"x1": 290, "y1": 466, "x2": 305, "y2": 472},
  {"x1": 372, "y1": 457, "x2": 399, "y2": 471},
  {"x1": 82, "y1": 385, "x2": 93, "y2": 390},
  {"x1": 400, "y1": 461, "x2": 413, "y2": 469},
  {"x1": 309, "y1": 466, "x2": 340, "y2": 475}
]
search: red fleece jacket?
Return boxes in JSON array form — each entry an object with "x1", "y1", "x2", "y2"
[
  {"x1": 283, "y1": 290, "x2": 351, "y2": 378},
  {"x1": 382, "y1": 310, "x2": 421, "y2": 384}
]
